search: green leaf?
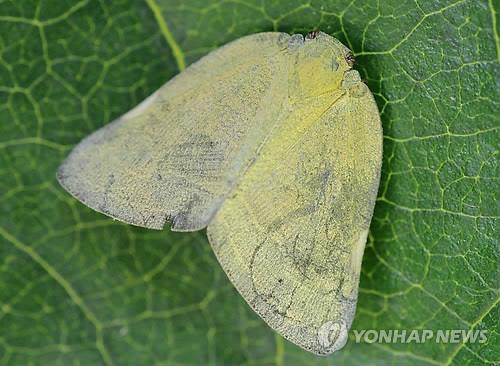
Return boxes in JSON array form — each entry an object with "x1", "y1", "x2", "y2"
[{"x1": 0, "y1": 0, "x2": 498, "y2": 365}]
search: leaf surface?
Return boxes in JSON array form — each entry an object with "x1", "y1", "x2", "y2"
[{"x1": 0, "y1": 0, "x2": 498, "y2": 365}]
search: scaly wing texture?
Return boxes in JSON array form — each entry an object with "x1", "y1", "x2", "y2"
[
  {"x1": 207, "y1": 73, "x2": 382, "y2": 355},
  {"x1": 57, "y1": 32, "x2": 290, "y2": 230}
]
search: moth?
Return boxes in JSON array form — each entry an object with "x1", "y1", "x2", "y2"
[{"x1": 57, "y1": 31, "x2": 383, "y2": 355}]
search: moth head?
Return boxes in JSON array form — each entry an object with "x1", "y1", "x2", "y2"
[{"x1": 288, "y1": 32, "x2": 354, "y2": 99}]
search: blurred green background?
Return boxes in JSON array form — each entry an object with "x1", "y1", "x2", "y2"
[{"x1": 0, "y1": 0, "x2": 498, "y2": 365}]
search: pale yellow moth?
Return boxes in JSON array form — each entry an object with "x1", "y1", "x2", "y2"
[{"x1": 57, "y1": 31, "x2": 383, "y2": 355}]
